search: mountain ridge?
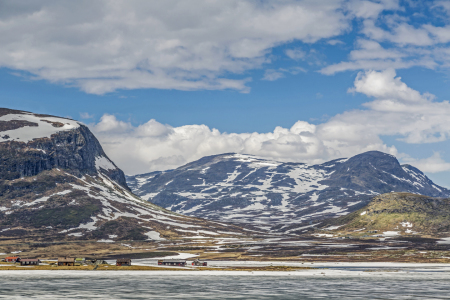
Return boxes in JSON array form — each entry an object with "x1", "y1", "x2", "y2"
[{"x1": 127, "y1": 151, "x2": 450, "y2": 233}]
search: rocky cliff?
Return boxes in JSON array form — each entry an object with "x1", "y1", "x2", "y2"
[{"x1": 0, "y1": 108, "x2": 246, "y2": 242}]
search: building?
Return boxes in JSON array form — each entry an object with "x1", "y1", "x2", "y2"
[
  {"x1": 192, "y1": 259, "x2": 207, "y2": 266},
  {"x1": 20, "y1": 259, "x2": 40, "y2": 266},
  {"x1": 4, "y1": 256, "x2": 20, "y2": 263},
  {"x1": 158, "y1": 259, "x2": 186, "y2": 266},
  {"x1": 116, "y1": 258, "x2": 131, "y2": 266},
  {"x1": 75, "y1": 258, "x2": 85, "y2": 266},
  {"x1": 58, "y1": 257, "x2": 75, "y2": 266}
]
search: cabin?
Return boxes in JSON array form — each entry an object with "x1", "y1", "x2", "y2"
[
  {"x1": 158, "y1": 259, "x2": 186, "y2": 266},
  {"x1": 116, "y1": 258, "x2": 131, "y2": 266},
  {"x1": 192, "y1": 259, "x2": 207, "y2": 266},
  {"x1": 4, "y1": 256, "x2": 20, "y2": 263},
  {"x1": 75, "y1": 258, "x2": 85, "y2": 266},
  {"x1": 20, "y1": 259, "x2": 40, "y2": 266},
  {"x1": 58, "y1": 257, "x2": 75, "y2": 266}
]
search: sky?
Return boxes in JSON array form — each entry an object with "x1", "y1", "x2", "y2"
[{"x1": 2, "y1": 0, "x2": 450, "y2": 187}]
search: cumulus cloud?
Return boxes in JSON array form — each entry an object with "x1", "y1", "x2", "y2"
[
  {"x1": 92, "y1": 69, "x2": 450, "y2": 174},
  {"x1": 403, "y1": 152, "x2": 450, "y2": 173},
  {"x1": 0, "y1": 0, "x2": 352, "y2": 94}
]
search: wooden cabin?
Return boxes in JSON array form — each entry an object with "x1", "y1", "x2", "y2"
[
  {"x1": 58, "y1": 257, "x2": 75, "y2": 266},
  {"x1": 4, "y1": 256, "x2": 20, "y2": 263},
  {"x1": 20, "y1": 259, "x2": 40, "y2": 266},
  {"x1": 192, "y1": 259, "x2": 207, "y2": 266},
  {"x1": 116, "y1": 258, "x2": 131, "y2": 266},
  {"x1": 158, "y1": 259, "x2": 186, "y2": 266}
]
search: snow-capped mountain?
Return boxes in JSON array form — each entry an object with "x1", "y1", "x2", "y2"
[
  {"x1": 127, "y1": 151, "x2": 450, "y2": 233},
  {"x1": 0, "y1": 108, "x2": 245, "y2": 242}
]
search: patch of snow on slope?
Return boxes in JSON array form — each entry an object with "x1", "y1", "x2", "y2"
[
  {"x1": 95, "y1": 156, "x2": 116, "y2": 171},
  {"x1": 145, "y1": 231, "x2": 164, "y2": 240},
  {"x1": 433, "y1": 185, "x2": 443, "y2": 192},
  {"x1": 401, "y1": 222, "x2": 413, "y2": 228},
  {"x1": 24, "y1": 190, "x2": 72, "y2": 207},
  {"x1": 286, "y1": 166, "x2": 328, "y2": 193},
  {"x1": 0, "y1": 113, "x2": 79, "y2": 143}
]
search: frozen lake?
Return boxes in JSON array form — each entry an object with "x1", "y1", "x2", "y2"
[{"x1": 1, "y1": 268, "x2": 450, "y2": 299}]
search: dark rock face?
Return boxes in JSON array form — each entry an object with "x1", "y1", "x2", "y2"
[
  {"x1": 0, "y1": 108, "x2": 245, "y2": 242},
  {"x1": 0, "y1": 109, "x2": 127, "y2": 188},
  {"x1": 127, "y1": 151, "x2": 450, "y2": 233}
]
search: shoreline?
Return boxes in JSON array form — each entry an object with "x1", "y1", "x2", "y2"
[{"x1": 1, "y1": 261, "x2": 450, "y2": 272}]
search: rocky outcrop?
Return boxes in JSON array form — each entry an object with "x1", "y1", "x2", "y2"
[{"x1": 0, "y1": 108, "x2": 127, "y2": 188}]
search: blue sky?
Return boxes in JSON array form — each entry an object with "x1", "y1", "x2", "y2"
[{"x1": 2, "y1": 0, "x2": 450, "y2": 187}]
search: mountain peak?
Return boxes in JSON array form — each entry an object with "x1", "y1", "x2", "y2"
[{"x1": 128, "y1": 151, "x2": 449, "y2": 233}]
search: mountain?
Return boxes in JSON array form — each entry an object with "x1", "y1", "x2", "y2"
[
  {"x1": 321, "y1": 192, "x2": 450, "y2": 236},
  {"x1": 0, "y1": 108, "x2": 246, "y2": 243},
  {"x1": 127, "y1": 151, "x2": 450, "y2": 233}
]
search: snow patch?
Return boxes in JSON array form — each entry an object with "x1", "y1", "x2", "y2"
[{"x1": 95, "y1": 156, "x2": 116, "y2": 171}]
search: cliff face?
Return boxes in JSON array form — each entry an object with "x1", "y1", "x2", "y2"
[
  {"x1": 0, "y1": 108, "x2": 245, "y2": 242},
  {"x1": 0, "y1": 108, "x2": 127, "y2": 188}
]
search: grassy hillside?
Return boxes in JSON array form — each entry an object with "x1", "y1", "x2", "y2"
[{"x1": 321, "y1": 192, "x2": 450, "y2": 236}]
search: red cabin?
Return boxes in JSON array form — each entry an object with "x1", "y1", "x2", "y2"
[{"x1": 4, "y1": 256, "x2": 20, "y2": 263}]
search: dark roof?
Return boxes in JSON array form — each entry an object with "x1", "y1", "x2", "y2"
[
  {"x1": 161, "y1": 259, "x2": 186, "y2": 262},
  {"x1": 58, "y1": 257, "x2": 75, "y2": 263},
  {"x1": 116, "y1": 258, "x2": 131, "y2": 263},
  {"x1": 20, "y1": 259, "x2": 40, "y2": 262}
]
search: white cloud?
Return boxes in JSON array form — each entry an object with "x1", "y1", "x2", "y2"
[
  {"x1": 320, "y1": 38, "x2": 438, "y2": 75},
  {"x1": 403, "y1": 152, "x2": 450, "y2": 173},
  {"x1": 327, "y1": 39, "x2": 345, "y2": 45},
  {"x1": 285, "y1": 48, "x2": 306, "y2": 60},
  {"x1": 92, "y1": 70, "x2": 450, "y2": 175},
  {"x1": 348, "y1": 68, "x2": 425, "y2": 102},
  {"x1": 262, "y1": 69, "x2": 284, "y2": 81},
  {"x1": 347, "y1": 0, "x2": 399, "y2": 19},
  {"x1": 0, "y1": 0, "x2": 352, "y2": 94},
  {"x1": 80, "y1": 112, "x2": 94, "y2": 119}
]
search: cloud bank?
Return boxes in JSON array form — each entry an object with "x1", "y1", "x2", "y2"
[
  {"x1": 91, "y1": 69, "x2": 450, "y2": 174},
  {"x1": 0, "y1": 0, "x2": 350, "y2": 94}
]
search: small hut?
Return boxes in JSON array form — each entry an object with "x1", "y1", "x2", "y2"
[
  {"x1": 4, "y1": 256, "x2": 20, "y2": 263},
  {"x1": 158, "y1": 259, "x2": 186, "y2": 266},
  {"x1": 116, "y1": 258, "x2": 131, "y2": 266},
  {"x1": 58, "y1": 257, "x2": 75, "y2": 266},
  {"x1": 192, "y1": 259, "x2": 207, "y2": 266},
  {"x1": 20, "y1": 259, "x2": 40, "y2": 266},
  {"x1": 75, "y1": 258, "x2": 85, "y2": 266}
]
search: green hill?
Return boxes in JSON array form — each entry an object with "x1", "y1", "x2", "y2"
[{"x1": 321, "y1": 192, "x2": 450, "y2": 236}]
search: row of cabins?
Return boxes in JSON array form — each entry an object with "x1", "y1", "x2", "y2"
[
  {"x1": 4, "y1": 256, "x2": 206, "y2": 267},
  {"x1": 157, "y1": 259, "x2": 207, "y2": 267},
  {"x1": 3, "y1": 257, "x2": 41, "y2": 266}
]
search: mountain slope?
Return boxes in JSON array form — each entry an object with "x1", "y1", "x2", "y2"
[
  {"x1": 127, "y1": 151, "x2": 450, "y2": 233},
  {"x1": 322, "y1": 192, "x2": 450, "y2": 236},
  {"x1": 0, "y1": 108, "x2": 246, "y2": 242}
]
